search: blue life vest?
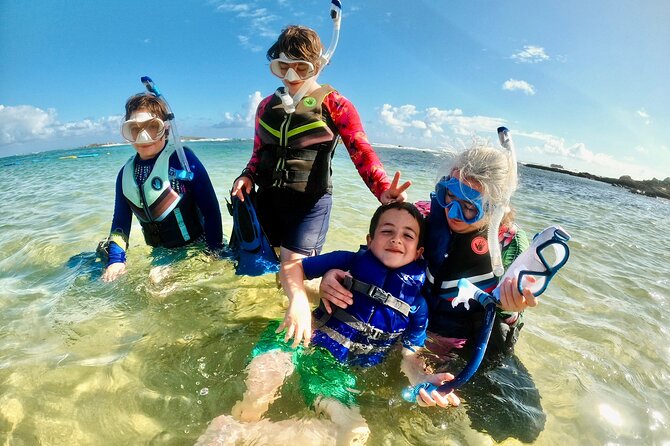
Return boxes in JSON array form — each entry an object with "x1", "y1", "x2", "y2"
[{"x1": 312, "y1": 248, "x2": 426, "y2": 367}]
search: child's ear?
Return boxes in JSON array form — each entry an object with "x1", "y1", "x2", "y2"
[
  {"x1": 366, "y1": 234, "x2": 372, "y2": 248},
  {"x1": 415, "y1": 246, "x2": 424, "y2": 260}
]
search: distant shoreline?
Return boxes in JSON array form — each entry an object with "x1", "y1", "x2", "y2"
[{"x1": 523, "y1": 163, "x2": 670, "y2": 200}]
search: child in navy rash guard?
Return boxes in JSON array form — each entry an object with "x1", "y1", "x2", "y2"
[{"x1": 101, "y1": 93, "x2": 223, "y2": 282}]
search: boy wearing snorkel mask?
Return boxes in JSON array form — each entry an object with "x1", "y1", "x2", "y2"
[
  {"x1": 100, "y1": 93, "x2": 223, "y2": 282},
  {"x1": 230, "y1": 25, "x2": 410, "y2": 264},
  {"x1": 198, "y1": 203, "x2": 459, "y2": 446}
]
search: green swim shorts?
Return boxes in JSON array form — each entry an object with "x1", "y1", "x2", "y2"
[{"x1": 251, "y1": 320, "x2": 359, "y2": 408}]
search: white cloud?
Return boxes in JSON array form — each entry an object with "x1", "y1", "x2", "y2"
[
  {"x1": 378, "y1": 103, "x2": 506, "y2": 143},
  {"x1": 0, "y1": 104, "x2": 121, "y2": 146},
  {"x1": 503, "y1": 79, "x2": 536, "y2": 95},
  {"x1": 636, "y1": 108, "x2": 651, "y2": 125},
  {"x1": 215, "y1": 91, "x2": 262, "y2": 128},
  {"x1": 379, "y1": 104, "x2": 416, "y2": 133},
  {"x1": 512, "y1": 45, "x2": 549, "y2": 63},
  {"x1": 213, "y1": 1, "x2": 279, "y2": 48}
]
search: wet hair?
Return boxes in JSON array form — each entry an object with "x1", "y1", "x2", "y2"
[
  {"x1": 444, "y1": 143, "x2": 518, "y2": 225},
  {"x1": 369, "y1": 202, "x2": 426, "y2": 248},
  {"x1": 266, "y1": 25, "x2": 324, "y2": 70},
  {"x1": 124, "y1": 93, "x2": 170, "y2": 121}
]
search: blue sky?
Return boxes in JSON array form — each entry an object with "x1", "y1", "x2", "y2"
[{"x1": 1, "y1": 0, "x2": 668, "y2": 180}]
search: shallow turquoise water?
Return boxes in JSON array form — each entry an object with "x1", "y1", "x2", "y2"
[{"x1": 0, "y1": 141, "x2": 669, "y2": 445}]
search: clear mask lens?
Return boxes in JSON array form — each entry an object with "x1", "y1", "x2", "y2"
[
  {"x1": 516, "y1": 230, "x2": 570, "y2": 296},
  {"x1": 270, "y1": 53, "x2": 316, "y2": 80},
  {"x1": 121, "y1": 113, "x2": 166, "y2": 143}
]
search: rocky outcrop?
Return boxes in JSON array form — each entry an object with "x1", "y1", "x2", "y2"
[{"x1": 524, "y1": 164, "x2": 670, "y2": 200}]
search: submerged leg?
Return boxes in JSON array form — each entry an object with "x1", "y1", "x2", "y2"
[
  {"x1": 231, "y1": 350, "x2": 295, "y2": 422},
  {"x1": 196, "y1": 414, "x2": 338, "y2": 446},
  {"x1": 314, "y1": 397, "x2": 370, "y2": 446}
]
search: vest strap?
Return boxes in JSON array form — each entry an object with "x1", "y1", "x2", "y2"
[
  {"x1": 343, "y1": 276, "x2": 411, "y2": 317},
  {"x1": 272, "y1": 169, "x2": 311, "y2": 184},
  {"x1": 316, "y1": 324, "x2": 391, "y2": 355},
  {"x1": 314, "y1": 309, "x2": 402, "y2": 341}
]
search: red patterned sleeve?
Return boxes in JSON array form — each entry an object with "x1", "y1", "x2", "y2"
[
  {"x1": 242, "y1": 94, "x2": 274, "y2": 178},
  {"x1": 324, "y1": 91, "x2": 391, "y2": 201}
]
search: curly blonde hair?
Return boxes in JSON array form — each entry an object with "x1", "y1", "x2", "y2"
[{"x1": 445, "y1": 143, "x2": 518, "y2": 225}]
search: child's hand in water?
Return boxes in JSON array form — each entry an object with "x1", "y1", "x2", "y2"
[
  {"x1": 277, "y1": 294, "x2": 312, "y2": 348},
  {"x1": 102, "y1": 262, "x2": 126, "y2": 282}
]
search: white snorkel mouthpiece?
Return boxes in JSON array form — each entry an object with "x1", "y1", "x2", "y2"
[{"x1": 488, "y1": 126, "x2": 519, "y2": 277}]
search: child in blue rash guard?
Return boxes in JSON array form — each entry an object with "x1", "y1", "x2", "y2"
[
  {"x1": 219, "y1": 203, "x2": 459, "y2": 445},
  {"x1": 101, "y1": 93, "x2": 223, "y2": 282}
]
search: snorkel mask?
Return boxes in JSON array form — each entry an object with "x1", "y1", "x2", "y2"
[
  {"x1": 510, "y1": 225, "x2": 571, "y2": 296},
  {"x1": 121, "y1": 112, "x2": 166, "y2": 144},
  {"x1": 274, "y1": 0, "x2": 342, "y2": 113},
  {"x1": 434, "y1": 176, "x2": 484, "y2": 224},
  {"x1": 270, "y1": 53, "x2": 317, "y2": 81}
]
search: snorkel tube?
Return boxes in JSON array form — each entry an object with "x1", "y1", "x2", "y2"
[
  {"x1": 402, "y1": 225, "x2": 572, "y2": 403},
  {"x1": 488, "y1": 127, "x2": 518, "y2": 277},
  {"x1": 322, "y1": 0, "x2": 342, "y2": 64},
  {"x1": 278, "y1": 0, "x2": 342, "y2": 113},
  {"x1": 140, "y1": 76, "x2": 193, "y2": 181}
]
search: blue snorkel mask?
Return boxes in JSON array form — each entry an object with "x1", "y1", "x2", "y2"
[
  {"x1": 514, "y1": 225, "x2": 570, "y2": 296},
  {"x1": 433, "y1": 176, "x2": 484, "y2": 224}
]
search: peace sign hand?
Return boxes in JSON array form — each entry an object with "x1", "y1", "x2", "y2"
[{"x1": 380, "y1": 171, "x2": 412, "y2": 205}]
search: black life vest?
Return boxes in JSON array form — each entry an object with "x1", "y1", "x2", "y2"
[{"x1": 255, "y1": 85, "x2": 338, "y2": 195}]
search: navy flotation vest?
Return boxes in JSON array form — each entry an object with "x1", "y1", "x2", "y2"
[
  {"x1": 422, "y1": 195, "x2": 519, "y2": 342},
  {"x1": 122, "y1": 146, "x2": 203, "y2": 248},
  {"x1": 424, "y1": 193, "x2": 497, "y2": 304},
  {"x1": 256, "y1": 85, "x2": 338, "y2": 195},
  {"x1": 312, "y1": 248, "x2": 426, "y2": 367}
]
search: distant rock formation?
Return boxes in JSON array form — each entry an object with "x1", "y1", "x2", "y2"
[{"x1": 524, "y1": 164, "x2": 670, "y2": 200}]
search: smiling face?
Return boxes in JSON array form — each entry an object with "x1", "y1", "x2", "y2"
[{"x1": 366, "y1": 208, "x2": 424, "y2": 270}]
